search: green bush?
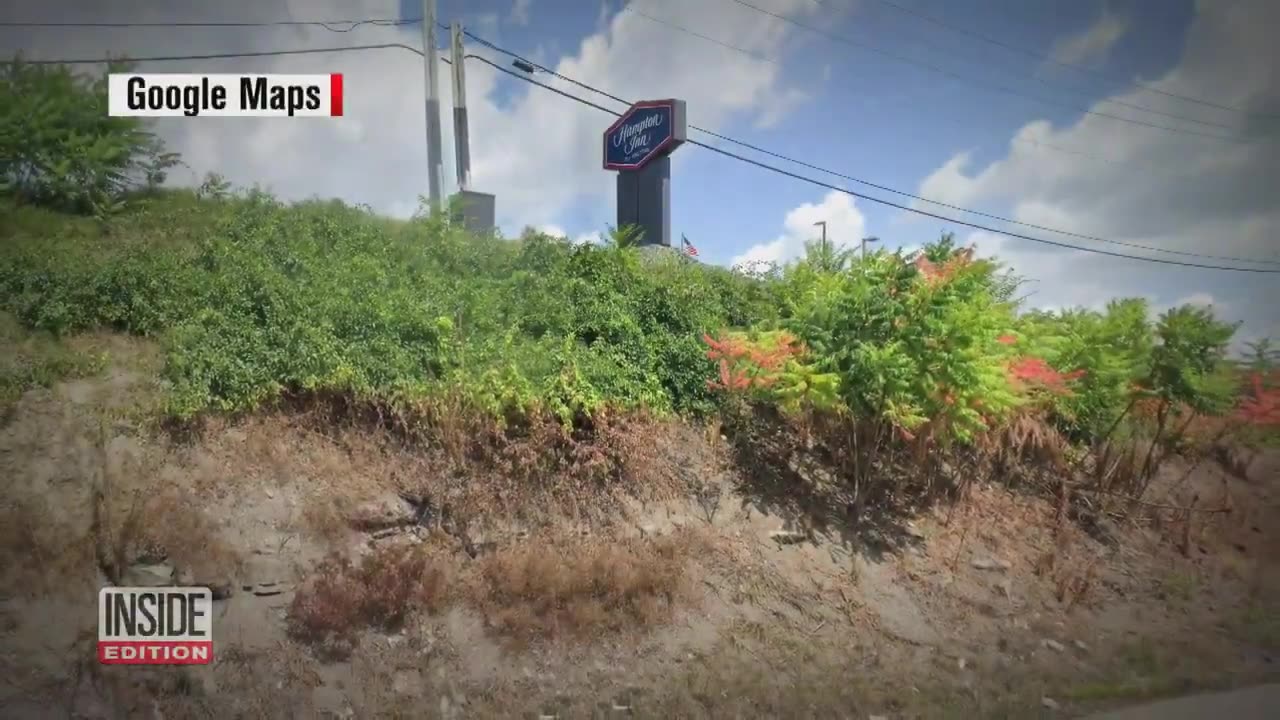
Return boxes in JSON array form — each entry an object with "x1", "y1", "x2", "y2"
[
  {"x1": 774, "y1": 239, "x2": 1021, "y2": 444},
  {"x1": 0, "y1": 193, "x2": 766, "y2": 423}
]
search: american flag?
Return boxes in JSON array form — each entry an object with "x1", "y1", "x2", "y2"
[{"x1": 681, "y1": 234, "x2": 699, "y2": 257}]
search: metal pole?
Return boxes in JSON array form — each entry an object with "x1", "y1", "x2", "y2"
[
  {"x1": 450, "y1": 22, "x2": 471, "y2": 191},
  {"x1": 814, "y1": 220, "x2": 827, "y2": 257},
  {"x1": 421, "y1": 0, "x2": 445, "y2": 210}
]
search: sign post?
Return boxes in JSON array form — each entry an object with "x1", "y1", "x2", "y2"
[{"x1": 603, "y1": 99, "x2": 687, "y2": 247}]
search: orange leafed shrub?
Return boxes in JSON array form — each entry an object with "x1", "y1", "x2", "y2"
[
  {"x1": 1007, "y1": 356, "x2": 1085, "y2": 395},
  {"x1": 913, "y1": 247, "x2": 975, "y2": 286},
  {"x1": 703, "y1": 331, "x2": 804, "y2": 392},
  {"x1": 1236, "y1": 372, "x2": 1280, "y2": 426}
]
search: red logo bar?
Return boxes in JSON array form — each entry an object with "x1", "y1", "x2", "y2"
[
  {"x1": 98, "y1": 641, "x2": 213, "y2": 665},
  {"x1": 330, "y1": 73, "x2": 344, "y2": 116}
]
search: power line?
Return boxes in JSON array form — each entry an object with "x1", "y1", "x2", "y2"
[
  {"x1": 1, "y1": 43, "x2": 426, "y2": 65},
  {"x1": 723, "y1": 0, "x2": 1245, "y2": 143},
  {"x1": 463, "y1": 30, "x2": 1279, "y2": 266},
  {"x1": 621, "y1": 6, "x2": 1130, "y2": 167},
  {"x1": 0, "y1": 18, "x2": 416, "y2": 32},
  {"x1": 837, "y1": 1, "x2": 1251, "y2": 132},
  {"x1": 9, "y1": 35, "x2": 1276, "y2": 270},
  {"x1": 622, "y1": 7, "x2": 779, "y2": 66},
  {"x1": 856, "y1": 0, "x2": 1268, "y2": 118},
  {"x1": 689, "y1": 0, "x2": 1244, "y2": 134},
  {"x1": 466, "y1": 55, "x2": 1280, "y2": 273}
]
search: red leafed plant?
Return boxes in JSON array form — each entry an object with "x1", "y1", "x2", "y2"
[
  {"x1": 703, "y1": 330, "x2": 803, "y2": 392},
  {"x1": 1235, "y1": 372, "x2": 1280, "y2": 426},
  {"x1": 914, "y1": 247, "x2": 975, "y2": 286},
  {"x1": 1007, "y1": 356, "x2": 1085, "y2": 395}
]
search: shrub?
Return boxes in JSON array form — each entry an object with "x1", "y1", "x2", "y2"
[{"x1": 770, "y1": 237, "x2": 1022, "y2": 444}]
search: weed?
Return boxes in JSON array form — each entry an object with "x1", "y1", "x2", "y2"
[
  {"x1": 1160, "y1": 570, "x2": 1199, "y2": 603},
  {"x1": 0, "y1": 312, "x2": 104, "y2": 414},
  {"x1": 1238, "y1": 604, "x2": 1280, "y2": 649},
  {"x1": 467, "y1": 530, "x2": 701, "y2": 644},
  {"x1": 286, "y1": 545, "x2": 450, "y2": 659}
]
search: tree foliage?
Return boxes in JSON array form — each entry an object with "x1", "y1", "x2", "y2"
[{"x1": 0, "y1": 58, "x2": 180, "y2": 216}]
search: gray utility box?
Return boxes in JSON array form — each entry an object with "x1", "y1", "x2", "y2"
[{"x1": 452, "y1": 190, "x2": 495, "y2": 235}]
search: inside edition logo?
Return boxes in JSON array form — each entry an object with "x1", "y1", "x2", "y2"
[
  {"x1": 99, "y1": 587, "x2": 213, "y2": 665},
  {"x1": 108, "y1": 73, "x2": 343, "y2": 117}
]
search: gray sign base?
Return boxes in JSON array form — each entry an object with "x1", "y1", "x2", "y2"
[{"x1": 616, "y1": 155, "x2": 671, "y2": 247}]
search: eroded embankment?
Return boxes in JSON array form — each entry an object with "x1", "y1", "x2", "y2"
[{"x1": 1, "y1": 340, "x2": 1277, "y2": 719}]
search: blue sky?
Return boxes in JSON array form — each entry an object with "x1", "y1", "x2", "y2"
[
  {"x1": 5, "y1": 0, "x2": 1275, "y2": 344},
  {"x1": 393, "y1": 0, "x2": 1199, "y2": 262}
]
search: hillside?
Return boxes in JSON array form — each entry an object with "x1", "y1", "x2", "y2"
[{"x1": 0, "y1": 186, "x2": 1277, "y2": 719}]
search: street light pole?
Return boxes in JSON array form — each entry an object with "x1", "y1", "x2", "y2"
[
  {"x1": 861, "y1": 235, "x2": 880, "y2": 259},
  {"x1": 814, "y1": 220, "x2": 827, "y2": 256}
]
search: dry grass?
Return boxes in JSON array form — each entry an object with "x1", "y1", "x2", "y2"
[
  {"x1": 466, "y1": 528, "x2": 704, "y2": 644},
  {"x1": 0, "y1": 494, "x2": 95, "y2": 594},
  {"x1": 286, "y1": 544, "x2": 451, "y2": 659}
]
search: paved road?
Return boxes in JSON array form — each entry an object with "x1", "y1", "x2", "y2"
[{"x1": 1082, "y1": 683, "x2": 1280, "y2": 719}]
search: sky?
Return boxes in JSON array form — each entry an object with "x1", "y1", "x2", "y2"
[{"x1": 2, "y1": 0, "x2": 1277, "y2": 348}]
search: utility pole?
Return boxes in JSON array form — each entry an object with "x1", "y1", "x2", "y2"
[
  {"x1": 861, "y1": 235, "x2": 879, "y2": 259},
  {"x1": 450, "y1": 22, "x2": 471, "y2": 190},
  {"x1": 421, "y1": 0, "x2": 445, "y2": 210}
]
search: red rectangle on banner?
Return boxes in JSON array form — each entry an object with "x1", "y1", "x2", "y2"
[{"x1": 330, "y1": 73, "x2": 344, "y2": 116}]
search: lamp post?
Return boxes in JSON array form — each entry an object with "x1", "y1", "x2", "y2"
[
  {"x1": 861, "y1": 235, "x2": 880, "y2": 259},
  {"x1": 814, "y1": 220, "x2": 827, "y2": 256}
]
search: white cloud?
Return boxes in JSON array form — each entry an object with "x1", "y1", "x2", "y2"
[
  {"x1": 536, "y1": 224, "x2": 567, "y2": 238},
  {"x1": 754, "y1": 87, "x2": 810, "y2": 129},
  {"x1": 572, "y1": 231, "x2": 605, "y2": 246},
  {"x1": 913, "y1": 1, "x2": 1280, "y2": 346},
  {"x1": 1048, "y1": 6, "x2": 1129, "y2": 68},
  {"x1": 4, "y1": 0, "x2": 819, "y2": 237},
  {"x1": 1169, "y1": 292, "x2": 1218, "y2": 310},
  {"x1": 509, "y1": 0, "x2": 533, "y2": 27},
  {"x1": 731, "y1": 190, "x2": 868, "y2": 267}
]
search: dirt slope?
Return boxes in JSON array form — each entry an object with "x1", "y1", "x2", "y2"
[{"x1": 1, "y1": 338, "x2": 1277, "y2": 719}]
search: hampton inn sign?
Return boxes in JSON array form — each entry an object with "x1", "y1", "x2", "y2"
[{"x1": 602, "y1": 99, "x2": 687, "y2": 248}]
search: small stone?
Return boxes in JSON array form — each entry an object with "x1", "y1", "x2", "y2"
[
  {"x1": 1041, "y1": 696, "x2": 1060, "y2": 710},
  {"x1": 348, "y1": 493, "x2": 417, "y2": 531},
  {"x1": 122, "y1": 562, "x2": 175, "y2": 588},
  {"x1": 769, "y1": 530, "x2": 808, "y2": 545},
  {"x1": 971, "y1": 557, "x2": 1010, "y2": 571},
  {"x1": 957, "y1": 657, "x2": 967, "y2": 670},
  {"x1": 904, "y1": 522, "x2": 926, "y2": 539},
  {"x1": 1042, "y1": 639, "x2": 1066, "y2": 653},
  {"x1": 253, "y1": 582, "x2": 293, "y2": 597},
  {"x1": 1074, "y1": 640, "x2": 1088, "y2": 651},
  {"x1": 996, "y1": 578, "x2": 1013, "y2": 600},
  {"x1": 869, "y1": 715, "x2": 889, "y2": 720},
  {"x1": 264, "y1": 488, "x2": 275, "y2": 499}
]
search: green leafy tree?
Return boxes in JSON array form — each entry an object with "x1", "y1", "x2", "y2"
[{"x1": 0, "y1": 58, "x2": 180, "y2": 216}]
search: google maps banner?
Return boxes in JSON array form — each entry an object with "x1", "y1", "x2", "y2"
[{"x1": 108, "y1": 73, "x2": 344, "y2": 117}]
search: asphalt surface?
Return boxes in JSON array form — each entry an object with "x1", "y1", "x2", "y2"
[{"x1": 1082, "y1": 683, "x2": 1280, "y2": 719}]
